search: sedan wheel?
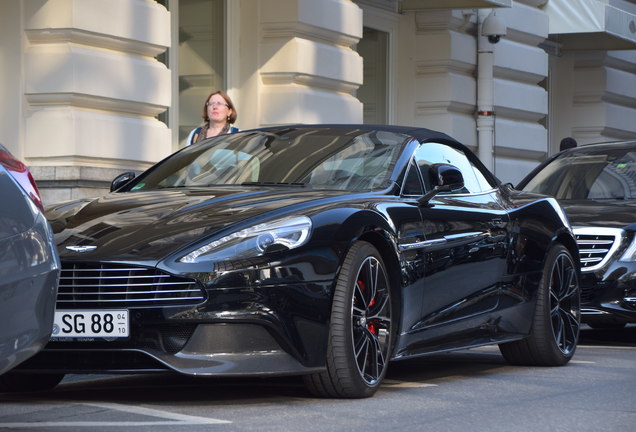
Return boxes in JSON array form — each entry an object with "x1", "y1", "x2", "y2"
[
  {"x1": 304, "y1": 241, "x2": 393, "y2": 398},
  {"x1": 500, "y1": 244, "x2": 580, "y2": 365}
]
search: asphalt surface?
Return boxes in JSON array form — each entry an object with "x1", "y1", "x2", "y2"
[{"x1": 0, "y1": 324, "x2": 634, "y2": 431}]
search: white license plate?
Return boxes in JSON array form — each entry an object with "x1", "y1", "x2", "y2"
[{"x1": 52, "y1": 310, "x2": 129, "y2": 338}]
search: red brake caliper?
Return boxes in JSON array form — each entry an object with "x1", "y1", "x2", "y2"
[{"x1": 358, "y1": 279, "x2": 377, "y2": 335}]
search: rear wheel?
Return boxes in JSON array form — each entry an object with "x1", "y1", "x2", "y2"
[
  {"x1": 304, "y1": 241, "x2": 393, "y2": 398},
  {"x1": 0, "y1": 372, "x2": 65, "y2": 392},
  {"x1": 500, "y1": 244, "x2": 580, "y2": 366}
]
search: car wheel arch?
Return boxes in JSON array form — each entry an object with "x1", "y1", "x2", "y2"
[
  {"x1": 555, "y1": 232, "x2": 580, "y2": 271},
  {"x1": 332, "y1": 211, "x2": 413, "y2": 337}
]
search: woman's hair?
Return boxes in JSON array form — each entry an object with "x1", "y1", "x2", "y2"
[{"x1": 201, "y1": 90, "x2": 238, "y2": 124}]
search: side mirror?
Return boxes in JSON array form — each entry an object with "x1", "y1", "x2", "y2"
[
  {"x1": 418, "y1": 164, "x2": 465, "y2": 205},
  {"x1": 110, "y1": 171, "x2": 136, "y2": 192}
]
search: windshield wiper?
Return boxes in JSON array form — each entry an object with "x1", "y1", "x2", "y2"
[{"x1": 241, "y1": 181, "x2": 309, "y2": 188}]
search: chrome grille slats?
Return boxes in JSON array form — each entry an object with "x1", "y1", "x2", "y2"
[
  {"x1": 573, "y1": 227, "x2": 624, "y2": 272},
  {"x1": 58, "y1": 263, "x2": 204, "y2": 308}
]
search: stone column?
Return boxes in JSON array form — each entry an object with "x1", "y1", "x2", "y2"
[
  {"x1": 551, "y1": 50, "x2": 636, "y2": 146},
  {"x1": 22, "y1": 0, "x2": 171, "y2": 204},
  {"x1": 258, "y1": 0, "x2": 363, "y2": 125}
]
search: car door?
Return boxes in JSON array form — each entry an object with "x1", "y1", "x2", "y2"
[{"x1": 395, "y1": 142, "x2": 509, "y2": 355}]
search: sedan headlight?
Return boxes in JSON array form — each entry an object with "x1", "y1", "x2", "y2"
[
  {"x1": 179, "y1": 216, "x2": 312, "y2": 264},
  {"x1": 620, "y1": 235, "x2": 636, "y2": 262}
]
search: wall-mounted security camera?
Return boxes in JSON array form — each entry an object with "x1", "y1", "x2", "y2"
[{"x1": 481, "y1": 10, "x2": 507, "y2": 44}]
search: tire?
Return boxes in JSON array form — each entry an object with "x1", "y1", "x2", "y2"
[
  {"x1": 499, "y1": 244, "x2": 580, "y2": 366},
  {"x1": 0, "y1": 372, "x2": 65, "y2": 392},
  {"x1": 304, "y1": 241, "x2": 393, "y2": 398}
]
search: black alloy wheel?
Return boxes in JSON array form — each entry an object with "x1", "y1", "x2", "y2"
[
  {"x1": 304, "y1": 241, "x2": 393, "y2": 398},
  {"x1": 549, "y1": 248, "x2": 580, "y2": 356},
  {"x1": 500, "y1": 244, "x2": 580, "y2": 365}
]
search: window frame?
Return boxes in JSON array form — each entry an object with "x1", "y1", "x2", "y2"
[{"x1": 401, "y1": 141, "x2": 498, "y2": 197}]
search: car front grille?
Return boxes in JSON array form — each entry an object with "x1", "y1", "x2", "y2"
[
  {"x1": 58, "y1": 262, "x2": 205, "y2": 308},
  {"x1": 574, "y1": 227, "x2": 623, "y2": 272},
  {"x1": 49, "y1": 324, "x2": 197, "y2": 355}
]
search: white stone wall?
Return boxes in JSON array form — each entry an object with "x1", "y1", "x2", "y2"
[
  {"x1": 3, "y1": 0, "x2": 636, "y2": 203},
  {"x1": 0, "y1": 1, "x2": 25, "y2": 160},
  {"x1": 402, "y1": 9, "x2": 479, "y2": 145},
  {"x1": 259, "y1": 0, "x2": 364, "y2": 125},
  {"x1": 492, "y1": 0, "x2": 550, "y2": 184},
  {"x1": 550, "y1": 49, "x2": 636, "y2": 148},
  {"x1": 396, "y1": 1, "x2": 550, "y2": 184},
  {"x1": 13, "y1": 0, "x2": 171, "y2": 204}
]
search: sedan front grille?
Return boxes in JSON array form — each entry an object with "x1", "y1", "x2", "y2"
[
  {"x1": 574, "y1": 227, "x2": 623, "y2": 272},
  {"x1": 58, "y1": 262, "x2": 205, "y2": 308}
]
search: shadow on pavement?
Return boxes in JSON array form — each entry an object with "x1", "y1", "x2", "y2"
[
  {"x1": 578, "y1": 323, "x2": 636, "y2": 347},
  {"x1": 2, "y1": 325, "x2": 632, "y2": 403}
]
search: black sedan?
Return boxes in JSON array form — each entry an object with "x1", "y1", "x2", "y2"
[
  {"x1": 6, "y1": 125, "x2": 580, "y2": 398},
  {"x1": 518, "y1": 141, "x2": 636, "y2": 329},
  {"x1": 0, "y1": 144, "x2": 60, "y2": 381}
]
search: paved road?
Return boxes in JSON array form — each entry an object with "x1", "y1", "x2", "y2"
[{"x1": 1, "y1": 325, "x2": 634, "y2": 431}]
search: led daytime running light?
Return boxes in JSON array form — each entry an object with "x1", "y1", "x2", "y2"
[{"x1": 179, "y1": 216, "x2": 311, "y2": 263}]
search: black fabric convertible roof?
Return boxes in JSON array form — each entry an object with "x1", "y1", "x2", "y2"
[{"x1": 246, "y1": 124, "x2": 462, "y2": 146}]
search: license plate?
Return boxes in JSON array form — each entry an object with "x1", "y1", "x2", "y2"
[{"x1": 52, "y1": 310, "x2": 129, "y2": 338}]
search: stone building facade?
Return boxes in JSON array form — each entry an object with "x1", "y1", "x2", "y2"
[{"x1": 1, "y1": 0, "x2": 635, "y2": 205}]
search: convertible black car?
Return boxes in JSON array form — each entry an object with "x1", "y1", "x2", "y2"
[
  {"x1": 518, "y1": 141, "x2": 636, "y2": 329},
  {"x1": 4, "y1": 125, "x2": 580, "y2": 398}
]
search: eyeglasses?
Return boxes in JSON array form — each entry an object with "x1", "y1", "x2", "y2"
[{"x1": 206, "y1": 101, "x2": 229, "y2": 108}]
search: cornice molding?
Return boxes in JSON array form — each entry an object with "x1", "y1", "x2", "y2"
[
  {"x1": 25, "y1": 28, "x2": 166, "y2": 58},
  {"x1": 25, "y1": 93, "x2": 166, "y2": 117}
]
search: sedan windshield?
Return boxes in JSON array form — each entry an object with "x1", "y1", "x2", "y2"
[
  {"x1": 126, "y1": 128, "x2": 408, "y2": 192},
  {"x1": 523, "y1": 148, "x2": 636, "y2": 200}
]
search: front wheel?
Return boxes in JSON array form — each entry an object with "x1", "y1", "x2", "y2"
[
  {"x1": 304, "y1": 241, "x2": 393, "y2": 398},
  {"x1": 499, "y1": 244, "x2": 580, "y2": 366}
]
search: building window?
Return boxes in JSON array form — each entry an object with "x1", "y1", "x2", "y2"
[
  {"x1": 357, "y1": 27, "x2": 389, "y2": 124},
  {"x1": 178, "y1": 0, "x2": 226, "y2": 146}
]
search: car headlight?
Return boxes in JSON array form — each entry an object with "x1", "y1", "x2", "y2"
[
  {"x1": 620, "y1": 235, "x2": 636, "y2": 262},
  {"x1": 178, "y1": 216, "x2": 312, "y2": 264}
]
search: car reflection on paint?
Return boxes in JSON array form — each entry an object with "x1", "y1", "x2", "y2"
[
  {"x1": 518, "y1": 141, "x2": 636, "y2": 329},
  {"x1": 0, "y1": 144, "x2": 60, "y2": 383},
  {"x1": 5, "y1": 125, "x2": 580, "y2": 398}
]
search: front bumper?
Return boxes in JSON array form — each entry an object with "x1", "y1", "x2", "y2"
[
  {"x1": 580, "y1": 261, "x2": 636, "y2": 324},
  {"x1": 17, "y1": 323, "x2": 324, "y2": 376},
  {"x1": 16, "y1": 273, "x2": 335, "y2": 377}
]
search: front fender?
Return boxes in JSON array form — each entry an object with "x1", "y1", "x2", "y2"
[{"x1": 504, "y1": 189, "x2": 577, "y2": 275}]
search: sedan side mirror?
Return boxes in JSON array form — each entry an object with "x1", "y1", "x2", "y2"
[
  {"x1": 418, "y1": 164, "x2": 465, "y2": 205},
  {"x1": 110, "y1": 171, "x2": 136, "y2": 192}
]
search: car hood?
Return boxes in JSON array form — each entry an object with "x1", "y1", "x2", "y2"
[
  {"x1": 560, "y1": 199, "x2": 636, "y2": 229},
  {"x1": 48, "y1": 187, "x2": 351, "y2": 263}
]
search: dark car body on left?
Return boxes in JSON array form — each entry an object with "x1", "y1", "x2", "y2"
[
  {"x1": 0, "y1": 144, "x2": 60, "y2": 380},
  {"x1": 6, "y1": 125, "x2": 580, "y2": 398},
  {"x1": 518, "y1": 141, "x2": 636, "y2": 328}
]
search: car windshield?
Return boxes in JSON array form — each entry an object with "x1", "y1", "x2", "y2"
[
  {"x1": 523, "y1": 148, "x2": 636, "y2": 200},
  {"x1": 126, "y1": 128, "x2": 408, "y2": 192}
]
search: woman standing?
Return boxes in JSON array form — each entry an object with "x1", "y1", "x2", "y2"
[{"x1": 186, "y1": 90, "x2": 239, "y2": 146}]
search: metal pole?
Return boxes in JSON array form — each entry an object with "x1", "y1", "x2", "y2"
[{"x1": 477, "y1": 8, "x2": 495, "y2": 172}]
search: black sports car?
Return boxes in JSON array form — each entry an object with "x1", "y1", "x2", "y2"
[
  {"x1": 6, "y1": 125, "x2": 580, "y2": 398},
  {"x1": 518, "y1": 141, "x2": 636, "y2": 329}
]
